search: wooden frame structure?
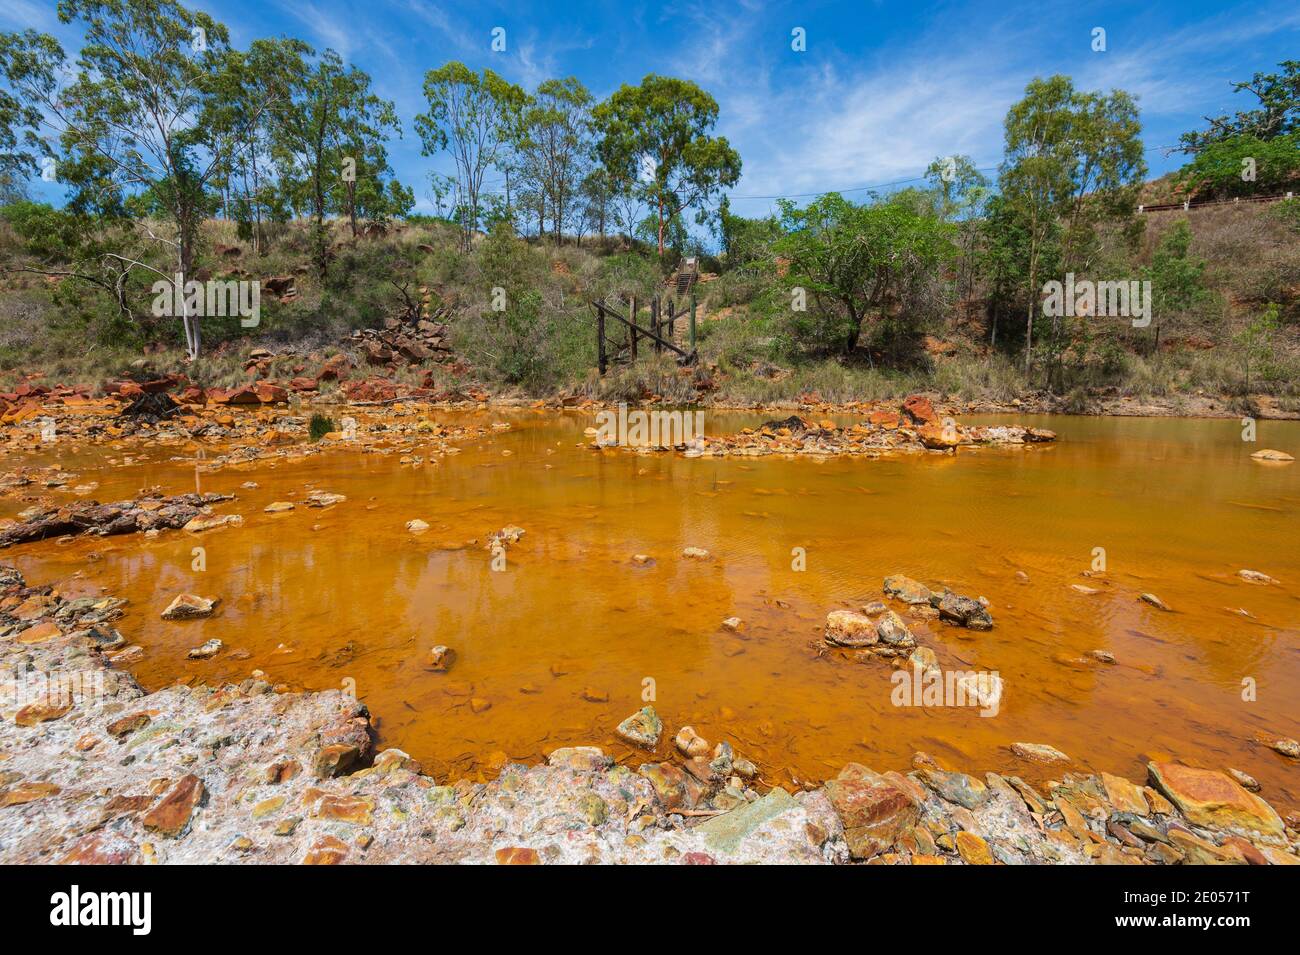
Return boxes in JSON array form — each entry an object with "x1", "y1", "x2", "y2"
[{"x1": 593, "y1": 294, "x2": 698, "y2": 375}]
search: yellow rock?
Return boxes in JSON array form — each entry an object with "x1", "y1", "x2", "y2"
[
  {"x1": 955, "y1": 830, "x2": 993, "y2": 864},
  {"x1": 1101, "y1": 772, "x2": 1149, "y2": 815},
  {"x1": 1148, "y1": 762, "x2": 1284, "y2": 840}
]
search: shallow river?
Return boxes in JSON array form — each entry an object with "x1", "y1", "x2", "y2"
[{"x1": 6, "y1": 411, "x2": 1299, "y2": 806}]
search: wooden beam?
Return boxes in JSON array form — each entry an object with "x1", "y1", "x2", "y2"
[{"x1": 591, "y1": 299, "x2": 692, "y2": 361}]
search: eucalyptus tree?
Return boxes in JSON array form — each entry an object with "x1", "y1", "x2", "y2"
[
  {"x1": 271, "y1": 48, "x2": 404, "y2": 275},
  {"x1": 516, "y1": 77, "x2": 593, "y2": 244},
  {"x1": 593, "y1": 74, "x2": 741, "y2": 257},
  {"x1": 203, "y1": 37, "x2": 312, "y2": 253},
  {"x1": 0, "y1": 29, "x2": 62, "y2": 203},
  {"x1": 415, "y1": 62, "x2": 526, "y2": 249},
  {"x1": 0, "y1": 0, "x2": 271, "y2": 360},
  {"x1": 998, "y1": 75, "x2": 1144, "y2": 374},
  {"x1": 924, "y1": 154, "x2": 991, "y2": 311}
]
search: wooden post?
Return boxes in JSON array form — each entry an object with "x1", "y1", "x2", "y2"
[
  {"x1": 689, "y1": 293, "x2": 697, "y2": 353},
  {"x1": 667, "y1": 299, "x2": 676, "y2": 345},
  {"x1": 652, "y1": 297, "x2": 661, "y2": 355},
  {"x1": 629, "y1": 295, "x2": 637, "y2": 361},
  {"x1": 597, "y1": 304, "x2": 606, "y2": 375}
]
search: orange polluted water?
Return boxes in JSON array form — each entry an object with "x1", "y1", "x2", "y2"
[{"x1": 7, "y1": 412, "x2": 1300, "y2": 807}]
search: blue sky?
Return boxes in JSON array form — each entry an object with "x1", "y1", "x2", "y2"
[{"x1": 5, "y1": 0, "x2": 1300, "y2": 217}]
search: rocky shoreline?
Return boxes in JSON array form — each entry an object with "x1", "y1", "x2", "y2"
[
  {"x1": 2, "y1": 564, "x2": 1297, "y2": 865},
  {"x1": 589, "y1": 396, "x2": 1057, "y2": 456}
]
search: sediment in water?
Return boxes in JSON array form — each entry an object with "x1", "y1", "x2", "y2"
[{"x1": 1, "y1": 565, "x2": 1295, "y2": 865}]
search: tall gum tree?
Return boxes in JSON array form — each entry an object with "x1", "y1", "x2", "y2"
[
  {"x1": 415, "y1": 62, "x2": 526, "y2": 250},
  {"x1": 998, "y1": 75, "x2": 1144, "y2": 377},
  {"x1": 270, "y1": 48, "x2": 403, "y2": 277},
  {"x1": 1, "y1": 0, "x2": 276, "y2": 360},
  {"x1": 593, "y1": 74, "x2": 740, "y2": 257}
]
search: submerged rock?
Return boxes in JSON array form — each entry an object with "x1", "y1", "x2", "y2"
[
  {"x1": 932, "y1": 591, "x2": 994, "y2": 630},
  {"x1": 675, "y1": 726, "x2": 710, "y2": 758},
  {"x1": 1138, "y1": 592, "x2": 1172, "y2": 612},
  {"x1": 875, "y1": 609, "x2": 915, "y2": 646},
  {"x1": 426, "y1": 645, "x2": 454, "y2": 671},
  {"x1": 616, "y1": 706, "x2": 662, "y2": 750},
  {"x1": 0, "y1": 492, "x2": 235, "y2": 548},
  {"x1": 1011, "y1": 742, "x2": 1070, "y2": 764},
  {"x1": 1238, "y1": 569, "x2": 1278, "y2": 584},
  {"x1": 1250, "y1": 449, "x2": 1294, "y2": 462},
  {"x1": 162, "y1": 594, "x2": 219, "y2": 620},
  {"x1": 825, "y1": 610, "x2": 877, "y2": 647},
  {"x1": 187, "y1": 639, "x2": 223, "y2": 660},
  {"x1": 883, "y1": 575, "x2": 932, "y2": 605}
]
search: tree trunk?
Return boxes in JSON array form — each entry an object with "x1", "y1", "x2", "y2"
[
  {"x1": 1025, "y1": 245, "x2": 1038, "y2": 375},
  {"x1": 179, "y1": 228, "x2": 200, "y2": 362},
  {"x1": 657, "y1": 194, "x2": 665, "y2": 257}
]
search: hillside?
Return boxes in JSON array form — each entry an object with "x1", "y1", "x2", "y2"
[{"x1": 0, "y1": 195, "x2": 1297, "y2": 416}]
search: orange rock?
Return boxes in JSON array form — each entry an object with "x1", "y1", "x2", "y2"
[
  {"x1": 60, "y1": 831, "x2": 140, "y2": 864},
  {"x1": 1100, "y1": 772, "x2": 1149, "y2": 815},
  {"x1": 901, "y1": 394, "x2": 937, "y2": 425},
  {"x1": 303, "y1": 835, "x2": 349, "y2": 865},
  {"x1": 955, "y1": 830, "x2": 994, "y2": 864},
  {"x1": 16, "y1": 621, "x2": 61, "y2": 644},
  {"x1": 311, "y1": 794, "x2": 374, "y2": 825},
  {"x1": 0, "y1": 781, "x2": 61, "y2": 807},
  {"x1": 1167, "y1": 827, "x2": 1247, "y2": 864},
  {"x1": 824, "y1": 768, "x2": 921, "y2": 860},
  {"x1": 495, "y1": 847, "x2": 541, "y2": 865},
  {"x1": 106, "y1": 712, "x2": 150, "y2": 738},
  {"x1": 1148, "y1": 762, "x2": 1284, "y2": 839},
  {"x1": 264, "y1": 759, "x2": 302, "y2": 784},
  {"x1": 13, "y1": 595, "x2": 55, "y2": 619},
  {"x1": 313, "y1": 743, "x2": 361, "y2": 779},
  {"x1": 14, "y1": 702, "x2": 71, "y2": 726},
  {"x1": 140, "y1": 774, "x2": 205, "y2": 838},
  {"x1": 868, "y1": 409, "x2": 900, "y2": 429},
  {"x1": 917, "y1": 422, "x2": 959, "y2": 450}
]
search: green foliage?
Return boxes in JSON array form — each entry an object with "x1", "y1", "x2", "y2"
[
  {"x1": 308, "y1": 413, "x2": 335, "y2": 441},
  {"x1": 998, "y1": 75, "x2": 1146, "y2": 379},
  {"x1": 716, "y1": 196, "x2": 780, "y2": 268},
  {"x1": 773, "y1": 192, "x2": 955, "y2": 359},
  {"x1": 1, "y1": 200, "x2": 84, "y2": 260},
  {"x1": 1144, "y1": 220, "x2": 1207, "y2": 333},
  {"x1": 415, "y1": 62, "x2": 526, "y2": 247},
  {"x1": 0, "y1": 29, "x2": 64, "y2": 196},
  {"x1": 1267, "y1": 197, "x2": 1300, "y2": 234},
  {"x1": 1179, "y1": 60, "x2": 1299, "y2": 152},
  {"x1": 1234, "y1": 303, "x2": 1282, "y2": 391},
  {"x1": 270, "y1": 48, "x2": 405, "y2": 275},
  {"x1": 593, "y1": 74, "x2": 741, "y2": 256},
  {"x1": 1175, "y1": 133, "x2": 1300, "y2": 198}
]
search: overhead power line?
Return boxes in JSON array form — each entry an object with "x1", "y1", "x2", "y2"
[{"x1": 727, "y1": 165, "x2": 1001, "y2": 202}]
